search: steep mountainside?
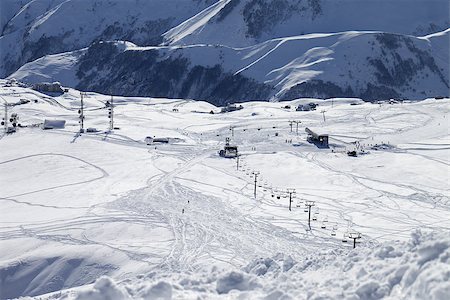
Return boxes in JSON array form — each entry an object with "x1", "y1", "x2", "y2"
[
  {"x1": 0, "y1": 0, "x2": 215, "y2": 77},
  {"x1": 10, "y1": 30, "x2": 449, "y2": 105},
  {"x1": 164, "y1": 0, "x2": 450, "y2": 47}
]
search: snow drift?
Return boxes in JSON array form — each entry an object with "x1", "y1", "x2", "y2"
[{"x1": 54, "y1": 230, "x2": 450, "y2": 300}]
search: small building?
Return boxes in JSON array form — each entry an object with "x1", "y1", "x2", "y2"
[
  {"x1": 305, "y1": 127, "x2": 329, "y2": 148},
  {"x1": 221, "y1": 103, "x2": 243, "y2": 113},
  {"x1": 296, "y1": 105, "x2": 311, "y2": 111},
  {"x1": 219, "y1": 145, "x2": 238, "y2": 158},
  {"x1": 153, "y1": 137, "x2": 169, "y2": 143},
  {"x1": 145, "y1": 136, "x2": 169, "y2": 144},
  {"x1": 33, "y1": 82, "x2": 64, "y2": 94},
  {"x1": 43, "y1": 119, "x2": 66, "y2": 129}
]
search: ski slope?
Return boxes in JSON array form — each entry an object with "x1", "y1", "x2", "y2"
[{"x1": 0, "y1": 81, "x2": 449, "y2": 299}]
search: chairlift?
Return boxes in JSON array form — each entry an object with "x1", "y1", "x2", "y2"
[
  {"x1": 304, "y1": 207, "x2": 309, "y2": 212},
  {"x1": 331, "y1": 231, "x2": 336, "y2": 236},
  {"x1": 342, "y1": 233, "x2": 348, "y2": 243},
  {"x1": 312, "y1": 215, "x2": 317, "y2": 221},
  {"x1": 276, "y1": 195, "x2": 281, "y2": 199},
  {"x1": 321, "y1": 223, "x2": 326, "y2": 229}
]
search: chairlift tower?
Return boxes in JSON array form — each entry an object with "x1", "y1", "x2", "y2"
[
  {"x1": 291, "y1": 120, "x2": 301, "y2": 135},
  {"x1": 229, "y1": 125, "x2": 234, "y2": 137},
  {"x1": 252, "y1": 171, "x2": 260, "y2": 198},
  {"x1": 287, "y1": 188, "x2": 296, "y2": 211},
  {"x1": 321, "y1": 110, "x2": 326, "y2": 122},
  {"x1": 78, "y1": 92, "x2": 85, "y2": 132},
  {"x1": 305, "y1": 200, "x2": 315, "y2": 230},
  {"x1": 107, "y1": 94, "x2": 114, "y2": 131},
  {"x1": 349, "y1": 232, "x2": 361, "y2": 249}
]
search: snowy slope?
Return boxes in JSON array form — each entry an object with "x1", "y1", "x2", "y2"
[
  {"x1": 0, "y1": 0, "x2": 215, "y2": 77},
  {"x1": 10, "y1": 30, "x2": 450, "y2": 104},
  {"x1": 163, "y1": 0, "x2": 450, "y2": 47},
  {"x1": 0, "y1": 80, "x2": 449, "y2": 298}
]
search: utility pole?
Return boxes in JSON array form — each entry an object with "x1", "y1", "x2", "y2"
[
  {"x1": 252, "y1": 171, "x2": 260, "y2": 198},
  {"x1": 305, "y1": 200, "x2": 315, "y2": 230},
  {"x1": 287, "y1": 188, "x2": 296, "y2": 211},
  {"x1": 2, "y1": 103, "x2": 8, "y2": 132},
  {"x1": 349, "y1": 232, "x2": 361, "y2": 249},
  {"x1": 236, "y1": 154, "x2": 240, "y2": 170},
  {"x1": 321, "y1": 110, "x2": 326, "y2": 122},
  {"x1": 78, "y1": 92, "x2": 85, "y2": 132},
  {"x1": 230, "y1": 126, "x2": 234, "y2": 137},
  {"x1": 288, "y1": 120, "x2": 294, "y2": 132},
  {"x1": 107, "y1": 93, "x2": 114, "y2": 131}
]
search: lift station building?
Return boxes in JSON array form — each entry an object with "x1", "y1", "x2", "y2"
[
  {"x1": 305, "y1": 127, "x2": 329, "y2": 148},
  {"x1": 219, "y1": 138, "x2": 238, "y2": 158}
]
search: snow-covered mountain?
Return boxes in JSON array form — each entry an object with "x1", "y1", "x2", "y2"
[
  {"x1": 0, "y1": 0, "x2": 215, "y2": 77},
  {"x1": 164, "y1": 0, "x2": 450, "y2": 47},
  {"x1": 2, "y1": 0, "x2": 449, "y2": 103},
  {"x1": 10, "y1": 29, "x2": 450, "y2": 105}
]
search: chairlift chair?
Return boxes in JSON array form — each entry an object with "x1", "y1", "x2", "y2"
[
  {"x1": 331, "y1": 231, "x2": 336, "y2": 236},
  {"x1": 342, "y1": 234, "x2": 348, "y2": 243}
]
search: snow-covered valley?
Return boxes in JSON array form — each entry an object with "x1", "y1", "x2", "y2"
[{"x1": 0, "y1": 81, "x2": 449, "y2": 299}]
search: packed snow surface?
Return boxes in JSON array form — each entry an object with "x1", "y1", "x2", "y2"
[{"x1": 0, "y1": 81, "x2": 449, "y2": 299}]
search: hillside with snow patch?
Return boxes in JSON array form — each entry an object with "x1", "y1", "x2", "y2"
[
  {"x1": 10, "y1": 30, "x2": 450, "y2": 104},
  {"x1": 0, "y1": 0, "x2": 215, "y2": 77},
  {"x1": 163, "y1": 0, "x2": 450, "y2": 47}
]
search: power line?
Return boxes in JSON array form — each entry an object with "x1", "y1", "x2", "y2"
[{"x1": 2, "y1": 103, "x2": 8, "y2": 132}]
